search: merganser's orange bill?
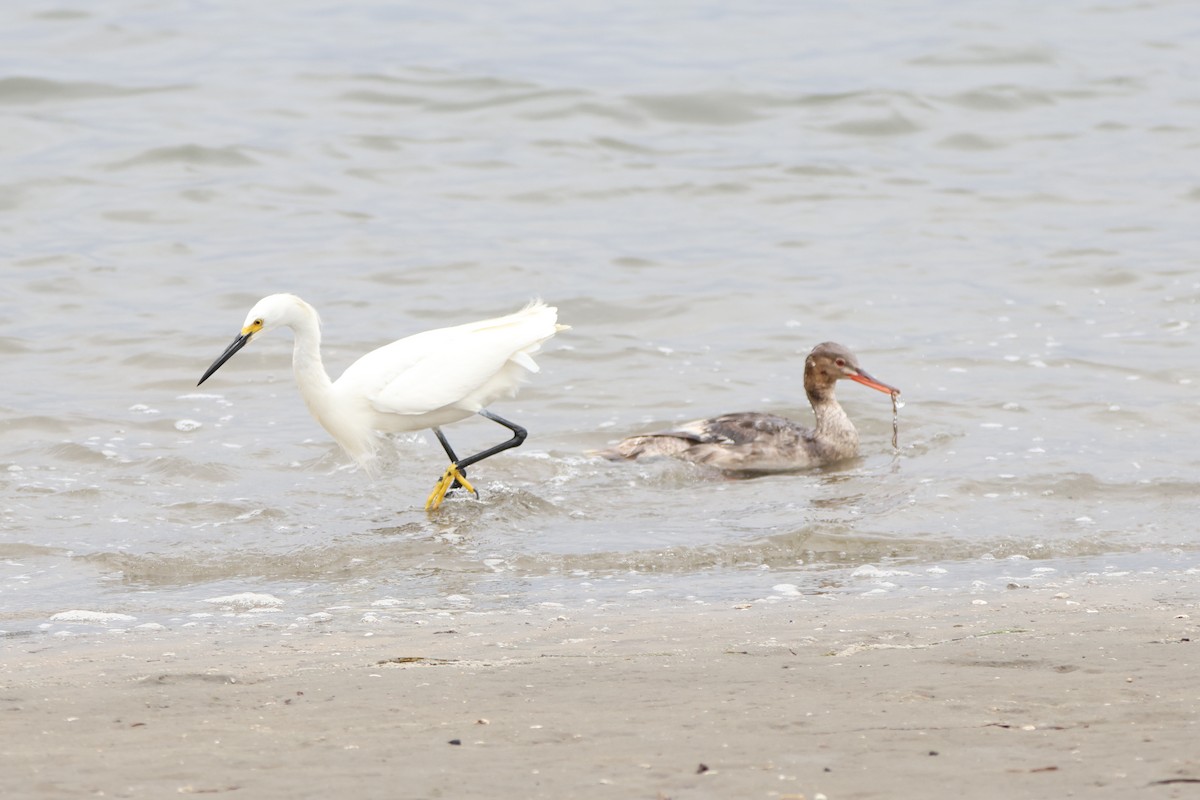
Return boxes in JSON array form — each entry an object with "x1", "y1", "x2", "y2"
[{"x1": 849, "y1": 370, "x2": 899, "y2": 396}]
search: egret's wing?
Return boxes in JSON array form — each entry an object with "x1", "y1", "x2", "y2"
[
  {"x1": 340, "y1": 303, "x2": 560, "y2": 417},
  {"x1": 374, "y1": 339, "x2": 523, "y2": 415},
  {"x1": 336, "y1": 329, "x2": 479, "y2": 416}
]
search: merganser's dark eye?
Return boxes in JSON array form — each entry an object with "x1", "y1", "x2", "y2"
[{"x1": 835, "y1": 357, "x2": 846, "y2": 367}]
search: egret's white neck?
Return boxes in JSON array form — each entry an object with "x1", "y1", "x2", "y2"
[
  {"x1": 284, "y1": 301, "x2": 334, "y2": 417},
  {"x1": 280, "y1": 299, "x2": 378, "y2": 468}
]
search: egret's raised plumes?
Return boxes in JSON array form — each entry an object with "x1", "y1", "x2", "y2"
[
  {"x1": 600, "y1": 342, "x2": 898, "y2": 472},
  {"x1": 198, "y1": 294, "x2": 567, "y2": 510}
]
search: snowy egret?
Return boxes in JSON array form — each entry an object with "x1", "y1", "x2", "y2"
[
  {"x1": 197, "y1": 294, "x2": 567, "y2": 510},
  {"x1": 600, "y1": 342, "x2": 899, "y2": 472}
]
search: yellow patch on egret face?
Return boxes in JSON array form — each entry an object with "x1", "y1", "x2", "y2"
[{"x1": 241, "y1": 318, "x2": 264, "y2": 336}]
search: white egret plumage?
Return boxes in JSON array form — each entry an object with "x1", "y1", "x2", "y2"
[{"x1": 197, "y1": 294, "x2": 567, "y2": 510}]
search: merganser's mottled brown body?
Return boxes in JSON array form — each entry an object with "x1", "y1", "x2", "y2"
[{"x1": 602, "y1": 342, "x2": 898, "y2": 472}]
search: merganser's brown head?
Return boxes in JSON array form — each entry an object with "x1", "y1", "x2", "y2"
[{"x1": 804, "y1": 342, "x2": 899, "y2": 401}]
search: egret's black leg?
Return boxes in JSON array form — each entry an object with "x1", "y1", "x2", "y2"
[
  {"x1": 433, "y1": 427, "x2": 460, "y2": 462},
  {"x1": 433, "y1": 427, "x2": 470, "y2": 491},
  {"x1": 425, "y1": 411, "x2": 528, "y2": 511},
  {"x1": 454, "y1": 410, "x2": 528, "y2": 471}
]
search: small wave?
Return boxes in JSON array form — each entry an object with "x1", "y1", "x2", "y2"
[
  {"x1": 0, "y1": 76, "x2": 170, "y2": 105},
  {"x1": 945, "y1": 86, "x2": 1056, "y2": 112},
  {"x1": 824, "y1": 111, "x2": 922, "y2": 137},
  {"x1": 106, "y1": 144, "x2": 258, "y2": 170},
  {"x1": 340, "y1": 87, "x2": 588, "y2": 115},
  {"x1": 0, "y1": 414, "x2": 74, "y2": 434},
  {"x1": 628, "y1": 91, "x2": 769, "y2": 125},
  {"x1": 909, "y1": 45, "x2": 1057, "y2": 67},
  {"x1": 937, "y1": 133, "x2": 1006, "y2": 151}
]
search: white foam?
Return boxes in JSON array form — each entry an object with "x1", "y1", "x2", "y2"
[
  {"x1": 203, "y1": 592, "x2": 284, "y2": 611},
  {"x1": 50, "y1": 610, "x2": 137, "y2": 624}
]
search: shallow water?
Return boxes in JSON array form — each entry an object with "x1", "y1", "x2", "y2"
[{"x1": 2, "y1": 0, "x2": 1199, "y2": 637}]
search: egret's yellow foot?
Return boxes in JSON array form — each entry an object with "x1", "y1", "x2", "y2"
[{"x1": 424, "y1": 464, "x2": 477, "y2": 511}]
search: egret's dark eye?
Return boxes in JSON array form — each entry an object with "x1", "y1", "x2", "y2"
[{"x1": 254, "y1": 319, "x2": 264, "y2": 327}]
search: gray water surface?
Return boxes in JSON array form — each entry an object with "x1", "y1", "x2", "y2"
[{"x1": 2, "y1": 0, "x2": 1199, "y2": 637}]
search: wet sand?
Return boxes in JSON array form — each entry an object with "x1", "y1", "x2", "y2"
[{"x1": 5, "y1": 578, "x2": 1199, "y2": 799}]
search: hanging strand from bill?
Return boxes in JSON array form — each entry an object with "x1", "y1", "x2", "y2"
[{"x1": 890, "y1": 390, "x2": 903, "y2": 450}]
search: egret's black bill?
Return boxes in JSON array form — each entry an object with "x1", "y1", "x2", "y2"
[{"x1": 198, "y1": 332, "x2": 251, "y2": 386}]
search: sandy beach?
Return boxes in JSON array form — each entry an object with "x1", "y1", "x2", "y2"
[{"x1": 4, "y1": 577, "x2": 1198, "y2": 799}]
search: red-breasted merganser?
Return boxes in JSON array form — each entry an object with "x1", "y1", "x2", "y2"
[{"x1": 601, "y1": 342, "x2": 899, "y2": 472}]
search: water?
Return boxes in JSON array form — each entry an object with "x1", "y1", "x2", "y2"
[{"x1": 2, "y1": 0, "x2": 1199, "y2": 637}]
